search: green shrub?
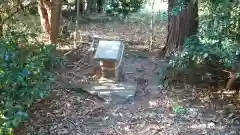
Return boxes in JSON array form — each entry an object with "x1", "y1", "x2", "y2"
[
  {"x1": 0, "y1": 31, "x2": 61, "y2": 134},
  {"x1": 170, "y1": 36, "x2": 238, "y2": 69},
  {"x1": 166, "y1": 35, "x2": 240, "y2": 86},
  {"x1": 104, "y1": 0, "x2": 144, "y2": 17},
  {"x1": 167, "y1": 0, "x2": 240, "y2": 84}
]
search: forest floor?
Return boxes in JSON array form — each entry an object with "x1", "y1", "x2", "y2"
[
  {"x1": 58, "y1": 13, "x2": 167, "y2": 51},
  {"x1": 15, "y1": 51, "x2": 240, "y2": 134},
  {"x1": 14, "y1": 16, "x2": 240, "y2": 135}
]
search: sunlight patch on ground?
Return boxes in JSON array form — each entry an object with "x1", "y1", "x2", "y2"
[
  {"x1": 189, "y1": 122, "x2": 221, "y2": 129},
  {"x1": 57, "y1": 46, "x2": 74, "y2": 50}
]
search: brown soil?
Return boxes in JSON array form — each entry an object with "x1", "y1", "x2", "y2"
[
  {"x1": 13, "y1": 16, "x2": 240, "y2": 135},
  {"x1": 14, "y1": 48, "x2": 240, "y2": 135}
]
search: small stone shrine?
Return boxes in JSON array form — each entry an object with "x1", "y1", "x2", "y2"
[{"x1": 93, "y1": 39, "x2": 124, "y2": 81}]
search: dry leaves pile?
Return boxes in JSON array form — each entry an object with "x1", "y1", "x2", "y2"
[{"x1": 15, "y1": 86, "x2": 240, "y2": 135}]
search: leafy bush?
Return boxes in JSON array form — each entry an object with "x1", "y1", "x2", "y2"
[
  {"x1": 170, "y1": 36, "x2": 239, "y2": 69},
  {"x1": 0, "y1": 31, "x2": 61, "y2": 134},
  {"x1": 167, "y1": 0, "x2": 240, "y2": 84},
  {"x1": 104, "y1": 0, "x2": 144, "y2": 17}
]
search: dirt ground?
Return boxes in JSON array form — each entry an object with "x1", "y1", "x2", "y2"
[
  {"x1": 14, "y1": 49, "x2": 240, "y2": 135},
  {"x1": 14, "y1": 81, "x2": 240, "y2": 135},
  {"x1": 14, "y1": 19, "x2": 240, "y2": 135},
  {"x1": 59, "y1": 14, "x2": 167, "y2": 51}
]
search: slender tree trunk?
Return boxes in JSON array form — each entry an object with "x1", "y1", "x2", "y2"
[
  {"x1": 150, "y1": 0, "x2": 155, "y2": 51},
  {"x1": 97, "y1": 0, "x2": 104, "y2": 13},
  {"x1": 74, "y1": 0, "x2": 81, "y2": 48},
  {"x1": 38, "y1": 0, "x2": 61, "y2": 44},
  {"x1": 0, "y1": 15, "x2": 3, "y2": 37},
  {"x1": 75, "y1": 0, "x2": 85, "y2": 13},
  {"x1": 165, "y1": 0, "x2": 198, "y2": 57},
  {"x1": 87, "y1": 0, "x2": 96, "y2": 13},
  {"x1": 38, "y1": 0, "x2": 51, "y2": 40},
  {"x1": 50, "y1": 0, "x2": 61, "y2": 44},
  {"x1": 12, "y1": 0, "x2": 23, "y2": 9}
]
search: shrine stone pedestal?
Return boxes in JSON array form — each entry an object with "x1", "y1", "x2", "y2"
[{"x1": 100, "y1": 61, "x2": 115, "y2": 78}]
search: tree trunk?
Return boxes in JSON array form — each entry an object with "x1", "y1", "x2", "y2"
[
  {"x1": 38, "y1": 0, "x2": 62, "y2": 44},
  {"x1": 97, "y1": 0, "x2": 104, "y2": 13},
  {"x1": 0, "y1": 15, "x2": 3, "y2": 37},
  {"x1": 87, "y1": 0, "x2": 96, "y2": 13},
  {"x1": 165, "y1": 0, "x2": 198, "y2": 57},
  {"x1": 12, "y1": 0, "x2": 23, "y2": 9},
  {"x1": 50, "y1": 0, "x2": 61, "y2": 44},
  {"x1": 75, "y1": 0, "x2": 85, "y2": 13},
  {"x1": 150, "y1": 0, "x2": 155, "y2": 51}
]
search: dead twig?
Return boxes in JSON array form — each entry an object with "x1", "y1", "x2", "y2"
[
  {"x1": 138, "y1": 124, "x2": 162, "y2": 135},
  {"x1": 115, "y1": 127, "x2": 125, "y2": 135},
  {"x1": 85, "y1": 98, "x2": 97, "y2": 105}
]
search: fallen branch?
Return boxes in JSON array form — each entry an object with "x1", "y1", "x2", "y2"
[
  {"x1": 139, "y1": 124, "x2": 161, "y2": 134},
  {"x1": 205, "y1": 64, "x2": 237, "y2": 89},
  {"x1": 63, "y1": 41, "x2": 91, "y2": 56},
  {"x1": 226, "y1": 72, "x2": 237, "y2": 90}
]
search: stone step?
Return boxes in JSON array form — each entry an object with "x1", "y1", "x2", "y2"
[
  {"x1": 71, "y1": 77, "x2": 162, "y2": 104},
  {"x1": 81, "y1": 82, "x2": 136, "y2": 97},
  {"x1": 82, "y1": 84, "x2": 161, "y2": 102}
]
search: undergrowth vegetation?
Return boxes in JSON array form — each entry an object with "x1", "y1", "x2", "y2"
[
  {"x1": 1, "y1": 0, "x2": 240, "y2": 134},
  {"x1": 105, "y1": 0, "x2": 144, "y2": 17},
  {"x1": 167, "y1": 0, "x2": 240, "y2": 86},
  {"x1": 0, "y1": 32, "x2": 62, "y2": 134}
]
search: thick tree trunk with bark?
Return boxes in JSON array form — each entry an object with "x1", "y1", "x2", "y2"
[
  {"x1": 38, "y1": 0, "x2": 61, "y2": 44},
  {"x1": 165, "y1": 0, "x2": 198, "y2": 57}
]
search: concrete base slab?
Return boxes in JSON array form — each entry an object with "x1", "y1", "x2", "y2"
[{"x1": 81, "y1": 77, "x2": 137, "y2": 102}]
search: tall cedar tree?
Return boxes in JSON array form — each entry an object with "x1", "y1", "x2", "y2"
[{"x1": 165, "y1": 0, "x2": 198, "y2": 57}]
